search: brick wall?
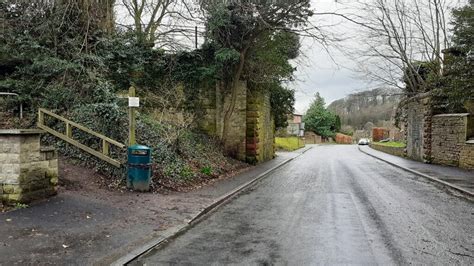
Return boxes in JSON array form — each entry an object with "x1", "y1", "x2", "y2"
[
  {"x1": 372, "y1": 127, "x2": 389, "y2": 142},
  {"x1": 431, "y1": 114, "x2": 473, "y2": 169},
  {"x1": 335, "y1": 133, "x2": 353, "y2": 144}
]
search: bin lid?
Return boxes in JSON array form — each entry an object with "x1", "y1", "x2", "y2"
[{"x1": 128, "y1": 144, "x2": 151, "y2": 151}]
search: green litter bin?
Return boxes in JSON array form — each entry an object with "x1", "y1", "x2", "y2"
[{"x1": 127, "y1": 144, "x2": 152, "y2": 191}]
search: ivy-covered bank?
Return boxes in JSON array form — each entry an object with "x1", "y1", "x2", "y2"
[{"x1": 0, "y1": 1, "x2": 301, "y2": 190}]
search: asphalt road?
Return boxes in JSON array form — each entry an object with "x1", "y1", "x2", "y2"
[{"x1": 132, "y1": 145, "x2": 474, "y2": 265}]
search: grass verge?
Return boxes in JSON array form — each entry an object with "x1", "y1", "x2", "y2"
[
  {"x1": 275, "y1": 137, "x2": 305, "y2": 151},
  {"x1": 374, "y1": 141, "x2": 406, "y2": 148}
]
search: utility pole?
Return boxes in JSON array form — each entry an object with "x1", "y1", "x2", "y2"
[{"x1": 195, "y1": 26, "x2": 198, "y2": 49}]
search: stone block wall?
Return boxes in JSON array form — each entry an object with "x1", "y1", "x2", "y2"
[
  {"x1": 0, "y1": 130, "x2": 58, "y2": 204},
  {"x1": 196, "y1": 83, "x2": 217, "y2": 135},
  {"x1": 431, "y1": 114, "x2": 473, "y2": 169},
  {"x1": 304, "y1": 131, "x2": 322, "y2": 144},
  {"x1": 219, "y1": 81, "x2": 248, "y2": 161},
  {"x1": 404, "y1": 99, "x2": 432, "y2": 162},
  {"x1": 403, "y1": 96, "x2": 474, "y2": 169},
  {"x1": 460, "y1": 145, "x2": 474, "y2": 169},
  {"x1": 246, "y1": 88, "x2": 275, "y2": 164},
  {"x1": 196, "y1": 81, "x2": 275, "y2": 164},
  {"x1": 370, "y1": 143, "x2": 405, "y2": 157}
]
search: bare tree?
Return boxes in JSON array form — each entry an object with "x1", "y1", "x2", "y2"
[
  {"x1": 119, "y1": 0, "x2": 198, "y2": 48},
  {"x1": 314, "y1": 0, "x2": 457, "y2": 92},
  {"x1": 336, "y1": 0, "x2": 458, "y2": 98}
]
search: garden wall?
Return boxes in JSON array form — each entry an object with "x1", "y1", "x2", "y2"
[
  {"x1": 431, "y1": 113, "x2": 473, "y2": 169},
  {"x1": 372, "y1": 127, "x2": 389, "y2": 142},
  {"x1": 304, "y1": 131, "x2": 322, "y2": 144},
  {"x1": 404, "y1": 99, "x2": 432, "y2": 162},
  {"x1": 335, "y1": 133, "x2": 352, "y2": 144},
  {"x1": 369, "y1": 143, "x2": 405, "y2": 157},
  {"x1": 0, "y1": 130, "x2": 58, "y2": 204}
]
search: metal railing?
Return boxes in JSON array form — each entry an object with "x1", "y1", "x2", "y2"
[{"x1": 37, "y1": 108, "x2": 126, "y2": 167}]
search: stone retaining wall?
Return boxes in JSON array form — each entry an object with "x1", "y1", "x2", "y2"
[
  {"x1": 369, "y1": 143, "x2": 405, "y2": 157},
  {"x1": 0, "y1": 130, "x2": 58, "y2": 204},
  {"x1": 304, "y1": 131, "x2": 322, "y2": 144},
  {"x1": 197, "y1": 82, "x2": 275, "y2": 163},
  {"x1": 246, "y1": 88, "x2": 275, "y2": 164},
  {"x1": 404, "y1": 99, "x2": 432, "y2": 162},
  {"x1": 459, "y1": 144, "x2": 474, "y2": 169},
  {"x1": 431, "y1": 114, "x2": 473, "y2": 169}
]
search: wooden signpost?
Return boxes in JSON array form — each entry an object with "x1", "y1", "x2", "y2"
[{"x1": 128, "y1": 86, "x2": 139, "y2": 146}]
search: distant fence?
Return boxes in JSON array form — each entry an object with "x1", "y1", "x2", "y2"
[{"x1": 37, "y1": 108, "x2": 126, "y2": 167}]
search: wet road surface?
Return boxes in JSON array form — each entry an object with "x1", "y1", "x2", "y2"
[{"x1": 132, "y1": 145, "x2": 474, "y2": 265}]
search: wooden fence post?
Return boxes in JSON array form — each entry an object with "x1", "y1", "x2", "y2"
[
  {"x1": 66, "y1": 122, "x2": 72, "y2": 138},
  {"x1": 38, "y1": 109, "x2": 44, "y2": 126},
  {"x1": 102, "y1": 139, "x2": 109, "y2": 155}
]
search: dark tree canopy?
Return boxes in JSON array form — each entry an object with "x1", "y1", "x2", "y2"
[{"x1": 433, "y1": 1, "x2": 474, "y2": 113}]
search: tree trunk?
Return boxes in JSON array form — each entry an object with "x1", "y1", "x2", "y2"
[{"x1": 221, "y1": 47, "x2": 249, "y2": 154}]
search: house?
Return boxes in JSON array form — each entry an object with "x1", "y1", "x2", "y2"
[{"x1": 287, "y1": 114, "x2": 304, "y2": 136}]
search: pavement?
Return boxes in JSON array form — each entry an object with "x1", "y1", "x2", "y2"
[
  {"x1": 132, "y1": 145, "x2": 474, "y2": 265},
  {"x1": 0, "y1": 147, "x2": 310, "y2": 265},
  {"x1": 359, "y1": 145, "x2": 474, "y2": 196}
]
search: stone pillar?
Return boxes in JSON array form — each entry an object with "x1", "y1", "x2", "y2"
[
  {"x1": 0, "y1": 129, "x2": 58, "y2": 204},
  {"x1": 246, "y1": 87, "x2": 275, "y2": 164},
  {"x1": 422, "y1": 97, "x2": 433, "y2": 163},
  {"x1": 404, "y1": 97, "x2": 433, "y2": 162}
]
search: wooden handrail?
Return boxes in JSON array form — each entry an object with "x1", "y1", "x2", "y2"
[
  {"x1": 39, "y1": 108, "x2": 125, "y2": 148},
  {"x1": 37, "y1": 108, "x2": 126, "y2": 167}
]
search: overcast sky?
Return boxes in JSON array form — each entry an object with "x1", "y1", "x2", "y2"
[
  {"x1": 292, "y1": 0, "x2": 463, "y2": 113},
  {"x1": 115, "y1": 0, "x2": 367, "y2": 113},
  {"x1": 116, "y1": 0, "x2": 461, "y2": 114},
  {"x1": 291, "y1": 0, "x2": 370, "y2": 114}
]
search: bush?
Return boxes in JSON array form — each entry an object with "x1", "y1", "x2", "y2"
[{"x1": 137, "y1": 115, "x2": 244, "y2": 189}]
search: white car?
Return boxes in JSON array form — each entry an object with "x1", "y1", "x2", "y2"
[{"x1": 358, "y1": 138, "x2": 370, "y2": 145}]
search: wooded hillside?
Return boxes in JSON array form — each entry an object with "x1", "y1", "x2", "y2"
[{"x1": 327, "y1": 88, "x2": 401, "y2": 130}]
